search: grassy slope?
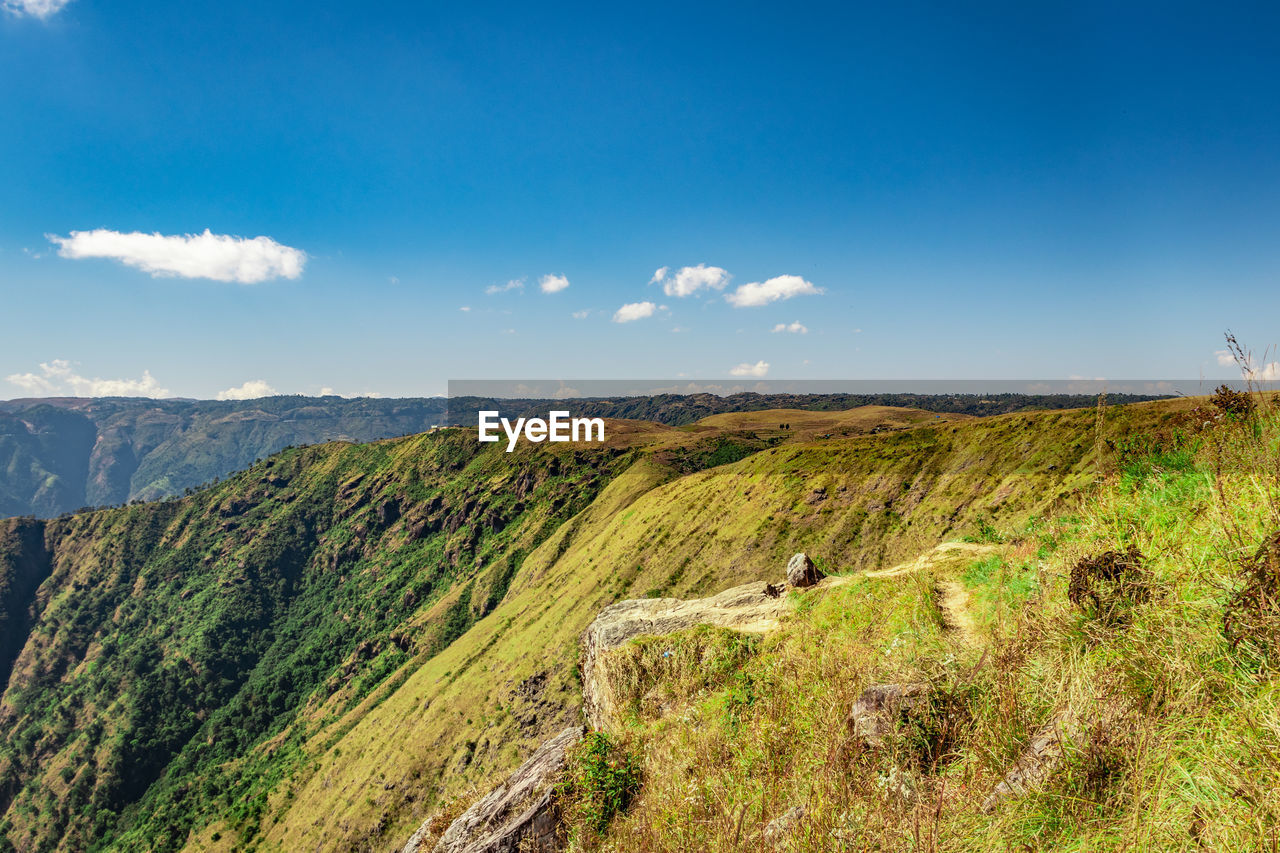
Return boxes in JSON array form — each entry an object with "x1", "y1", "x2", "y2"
[
  {"x1": 0, "y1": 429, "x2": 642, "y2": 853},
  {"x1": 578, "y1": 400, "x2": 1280, "y2": 851},
  {"x1": 0, "y1": 401, "x2": 1191, "y2": 852},
  {"x1": 230, "y1": 402, "x2": 1182, "y2": 851}
]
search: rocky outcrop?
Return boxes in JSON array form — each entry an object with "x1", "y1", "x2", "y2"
[
  {"x1": 581, "y1": 580, "x2": 795, "y2": 730},
  {"x1": 981, "y1": 699, "x2": 1127, "y2": 812},
  {"x1": 762, "y1": 804, "x2": 807, "y2": 846},
  {"x1": 981, "y1": 709, "x2": 1079, "y2": 812},
  {"x1": 786, "y1": 552, "x2": 824, "y2": 587},
  {"x1": 847, "y1": 683, "x2": 931, "y2": 748},
  {"x1": 402, "y1": 726, "x2": 583, "y2": 853}
]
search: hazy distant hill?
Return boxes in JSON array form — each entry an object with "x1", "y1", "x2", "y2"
[
  {"x1": 0, "y1": 396, "x2": 448, "y2": 518},
  {"x1": 444, "y1": 391, "x2": 1170, "y2": 427},
  {"x1": 0, "y1": 392, "x2": 1170, "y2": 519}
]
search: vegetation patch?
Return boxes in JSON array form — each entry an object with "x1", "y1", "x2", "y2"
[
  {"x1": 605, "y1": 626, "x2": 760, "y2": 724},
  {"x1": 1224, "y1": 530, "x2": 1280, "y2": 666},
  {"x1": 1067, "y1": 546, "x2": 1152, "y2": 626},
  {"x1": 556, "y1": 732, "x2": 642, "y2": 843}
]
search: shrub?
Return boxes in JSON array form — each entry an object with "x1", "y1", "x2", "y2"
[
  {"x1": 1211, "y1": 384, "x2": 1256, "y2": 421},
  {"x1": 557, "y1": 732, "x2": 641, "y2": 841},
  {"x1": 1224, "y1": 531, "x2": 1280, "y2": 666},
  {"x1": 1067, "y1": 546, "x2": 1152, "y2": 626}
]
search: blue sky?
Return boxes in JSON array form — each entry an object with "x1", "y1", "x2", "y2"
[{"x1": 2, "y1": 0, "x2": 1278, "y2": 398}]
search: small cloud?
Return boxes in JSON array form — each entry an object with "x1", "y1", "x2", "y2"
[
  {"x1": 460, "y1": 305, "x2": 471, "y2": 312},
  {"x1": 3, "y1": 0, "x2": 73, "y2": 18},
  {"x1": 388, "y1": 276, "x2": 400, "y2": 285},
  {"x1": 854, "y1": 327, "x2": 862, "y2": 334},
  {"x1": 771, "y1": 321, "x2": 808, "y2": 334},
  {"x1": 485, "y1": 278, "x2": 524, "y2": 295},
  {"x1": 649, "y1": 266, "x2": 670, "y2": 285},
  {"x1": 216, "y1": 379, "x2": 277, "y2": 401},
  {"x1": 48, "y1": 229, "x2": 306, "y2": 283},
  {"x1": 5, "y1": 359, "x2": 170, "y2": 398},
  {"x1": 1247, "y1": 362, "x2": 1280, "y2": 381},
  {"x1": 726, "y1": 274, "x2": 822, "y2": 308},
  {"x1": 729, "y1": 360, "x2": 770, "y2": 377},
  {"x1": 502, "y1": 328, "x2": 516, "y2": 335},
  {"x1": 670, "y1": 326, "x2": 688, "y2": 333},
  {"x1": 317, "y1": 386, "x2": 381, "y2": 398},
  {"x1": 657, "y1": 263, "x2": 731, "y2": 298},
  {"x1": 539, "y1": 273, "x2": 570, "y2": 293},
  {"x1": 612, "y1": 301, "x2": 657, "y2": 323},
  {"x1": 1215, "y1": 350, "x2": 1236, "y2": 366},
  {"x1": 571, "y1": 309, "x2": 590, "y2": 319}
]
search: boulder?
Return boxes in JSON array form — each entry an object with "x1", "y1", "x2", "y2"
[
  {"x1": 762, "y1": 805, "x2": 806, "y2": 846},
  {"x1": 401, "y1": 726, "x2": 582, "y2": 853},
  {"x1": 847, "y1": 683, "x2": 930, "y2": 748},
  {"x1": 786, "y1": 552, "x2": 824, "y2": 588}
]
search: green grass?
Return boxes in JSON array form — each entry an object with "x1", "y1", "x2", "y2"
[
  {"x1": 0, "y1": 398, "x2": 1214, "y2": 852},
  {"x1": 575, "y1": 400, "x2": 1280, "y2": 852}
]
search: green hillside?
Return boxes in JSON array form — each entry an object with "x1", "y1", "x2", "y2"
[
  {"x1": 572, "y1": 391, "x2": 1280, "y2": 852},
  {"x1": 0, "y1": 398, "x2": 1218, "y2": 851}
]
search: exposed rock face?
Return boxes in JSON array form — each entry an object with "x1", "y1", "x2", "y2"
[
  {"x1": 786, "y1": 552, "x2": 824, "y2": 587},
  {"x1": 847, "y1": 683, "x2": 931, "y2": 748},
  {"x1": 402, "y1": 726, "x2": 582, "y2": 853},
  {"x1": 581, "y1": 580, "x2": 792, "y2": 731}
]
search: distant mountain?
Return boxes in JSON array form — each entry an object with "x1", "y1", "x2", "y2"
[
  {"x1": 0, "y1": 392, "x2": 1171, "y2": 519},
  {"x1": 444, "y1": 391, "x2": 1171, "y2": 427},
  {"x1": 0, "y1": 396, "x2": 448, "y2": 518}
]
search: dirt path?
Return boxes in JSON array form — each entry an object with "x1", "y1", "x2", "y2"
[
  {"x1": 934, "y1": 579, "x2": 980, "y2": 647},
  {"x1": 865, "y1": 541, "x2": 994, "y2": 647}
]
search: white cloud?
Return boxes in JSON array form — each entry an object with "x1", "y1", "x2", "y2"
[
  {"x1": 317, "y1": 386, "x2": 381, "y2": 398},
  {"x1": 612, "y1": 301, "x2": 657, "y2": 323},
  {"x1": 726, "y1": 274, "x2": 822, "y2": 307},
  {"x1": 486, "y1": 278, "x2": 524, "y2": 295},
  {"x1": 460, "y1": 305, "x2": 471, "y2": 312},
  {"x1": 539, "y1": 273, "x2": 570, "y2": 293},
  {"x1": 649, "y1": 266, "x2": 669, "y2": 285},
  {"x1": 729, "y1": 360, "x2": 770, "y2": 377},
  {"x1": 771, "y1": 321, "x2": 808, "y2": 334},
  {"x1": 48, "y1": 229, "x2": 306, "y2": 283},
  {"x1": 1216, "y1": 349, "x2": 1280, "y2": 380},
  {"x1": 571, "y1": 309, "x2": 590, "y2": 319},
  {"x1": 216, "y1": 379, "x2": 278, "y2": 401},
  {"x1": 3, "y1": 0, "x2": 72, "y2": 18},
  {"x1": 655, "y1": 263, "x2": 731, "y2": 298},
  {"x1": 5, "y1": 359, "x2": 170, "y2": 398}
]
